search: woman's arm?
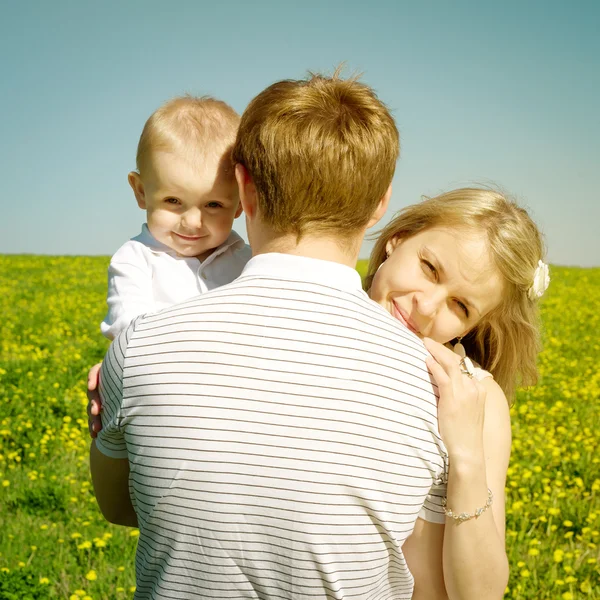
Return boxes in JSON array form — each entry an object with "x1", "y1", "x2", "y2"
[
  {"x1": 441, "y1": 377, "x2": 510, "y2": 600},
  {"x1": 416, "y1": 339, "x2": 510, "y2": 600}
]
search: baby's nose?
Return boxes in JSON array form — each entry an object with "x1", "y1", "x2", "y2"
[{"x1": 183, "y1": 210, "x2": 202, "y2": 230}]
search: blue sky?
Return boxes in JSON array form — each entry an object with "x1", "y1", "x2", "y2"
[{"x1": 1, "y1": 0, "x2": 598, "y2": 266}]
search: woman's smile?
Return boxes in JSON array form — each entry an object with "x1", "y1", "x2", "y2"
[{"x1": 390, "y1": 299, "x2": 421, "y2": 336}]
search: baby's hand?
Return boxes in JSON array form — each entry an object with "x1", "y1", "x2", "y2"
[{"x1": 87, "y1": 363, "x2": 103, "y2": 438}]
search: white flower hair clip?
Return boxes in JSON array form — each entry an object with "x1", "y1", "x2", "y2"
[{"x1": 528, "y1": 260, "x2": 550, "y2": 300}]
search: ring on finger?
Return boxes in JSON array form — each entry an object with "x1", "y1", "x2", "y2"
[{"x1": 459, "y1": 356, "x2": 476, "y2": 379}]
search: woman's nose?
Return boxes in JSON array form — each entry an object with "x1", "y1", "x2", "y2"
[{"x1": 414, "y1": 289, "x2": 445, "y2": 317}]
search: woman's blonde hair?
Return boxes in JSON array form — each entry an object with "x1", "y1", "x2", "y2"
[{"x1": 364, "y1": 188, "x2": 547, "y2": 401}]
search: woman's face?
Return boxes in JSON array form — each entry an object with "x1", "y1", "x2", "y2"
[{"x1": 369, "y1": 227, "x2": 504, "y2": 344}]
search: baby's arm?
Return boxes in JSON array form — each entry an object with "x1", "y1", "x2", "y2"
[{"x1": 100, "y1": 242, "x2": 155, "y2": 340}]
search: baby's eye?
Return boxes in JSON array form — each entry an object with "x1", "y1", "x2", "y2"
[
  {"x1": 164, "y1": 197, "x2": 180, "y2": 205},
  {"x1": 206, "y1": 201, "x2": 222, "y2": 208}
]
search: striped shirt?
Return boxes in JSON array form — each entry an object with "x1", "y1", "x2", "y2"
[{"x1": 96, "y1": 253, "x2": 448, "y2": 600}]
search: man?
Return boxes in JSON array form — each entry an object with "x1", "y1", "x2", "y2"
[{"x1": 90, "y1": 72, "x2": 447, "y2": 599}]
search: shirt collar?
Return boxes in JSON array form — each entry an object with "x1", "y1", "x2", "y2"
[
  {"x1": 136, "y1": 224, "x2": 245, "y2": 260},
  {"x1": 240, "y1": 253, "x2": 363, "y2": 292}
]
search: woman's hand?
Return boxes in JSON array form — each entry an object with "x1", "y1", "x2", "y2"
[{"x1": 423, "y1": 337, "x2": 487, "y2": 461}]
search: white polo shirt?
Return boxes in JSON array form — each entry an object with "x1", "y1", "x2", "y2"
[
  {"x1": 97, "y1": 253, "x2": 448, "y2": 600},
  {"x1": 100, "y1": 224, "x2": 252, "y2": 339}
]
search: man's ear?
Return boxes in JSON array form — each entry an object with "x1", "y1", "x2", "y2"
[
  {"x1": 234, "y1": 199, "x2": 244, "y2": 219},
  {"x1": 235, "y1": 164, "x2": 257, "y2": 220},
  {"x1": 128, "y1": 172, "x2": 146, "y2": 209},
  {"x1": 366, "y1": 183, "x2": 392, "y2": 229}
]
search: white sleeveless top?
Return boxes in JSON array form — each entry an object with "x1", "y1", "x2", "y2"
[
  {"x1": 445, "y1": 343, "x2": 493, "y2": 381},
  {"x1": 473, "y1": 364, "x2": 493, "y2": 381}
]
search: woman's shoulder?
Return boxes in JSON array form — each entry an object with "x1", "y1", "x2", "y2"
[
  {"x1": 444, "y1": 342, "x2": 494, "y2": 382},
  {"x1": 472, "y1": 363, "x2": 493, "y2": 382}
]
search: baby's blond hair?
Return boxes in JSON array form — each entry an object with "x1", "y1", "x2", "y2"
[
  {"x1": 365, "y1": 188, "x2": 547, "y2": 401},
  {"x1": 135, "y1": 96, "x2": 240, "y2": 177}
]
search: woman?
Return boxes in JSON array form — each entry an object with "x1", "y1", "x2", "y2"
[{"x1": 366, "y1": 187, "x2": 548, "y2": 599}]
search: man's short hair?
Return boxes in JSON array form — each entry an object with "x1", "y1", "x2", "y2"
[
  {"x1": 136, "y1": 96, "x2": 240, "y2": 176},
  {"x1": 232, "y1": 70, "x2": 399, "y2": 238}
]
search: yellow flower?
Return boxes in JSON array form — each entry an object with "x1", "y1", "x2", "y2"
[
  {"x1": 2, "y1": 480, "x2": 9, "y2": 487},
  {"x1": 581, "y1": 581, "x2": 591, "y2": 593},
  {"x1": 85, "y1": 570, "x2": 97, "y2": 581},
  {"x1": 520, "y1": 569, "x2": 530, "y2": 578},
  {"x1": 129, "y1": 529, "x2": 140, "y2": 537},
  {"x1": 553, "y1": 549, "x2": 564, "y2": 563},
  {"x1": 528, "y1": 548, "x2": 540, "y2": 556},
  {"x1": 39, "y1": 577, "x2": 49, "y2": 585}
]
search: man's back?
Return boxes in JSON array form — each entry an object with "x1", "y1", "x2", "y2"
[{"x1": 97, "y1": 254, "x2": 447, "y2": 600}]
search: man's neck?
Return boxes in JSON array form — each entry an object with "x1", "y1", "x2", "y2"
[{"x1": 251, "y1": 232, "x2": 363, "y2": 269}]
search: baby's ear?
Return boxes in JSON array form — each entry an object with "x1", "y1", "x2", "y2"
[
  {"x1": 128, "y1": 172, "x2": 146, "y2": 209},
  {"x1": 385, "y1": 235, "x2": 402, "y2": 256}
]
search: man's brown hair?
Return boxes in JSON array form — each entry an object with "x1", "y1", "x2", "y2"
[{"x1": 232, "y1": 70, "x2": 399, "y2": 237}]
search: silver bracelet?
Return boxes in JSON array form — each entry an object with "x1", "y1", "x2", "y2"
[{"x1": 442, "y1": 488, "x2": 494, "y2": 524}]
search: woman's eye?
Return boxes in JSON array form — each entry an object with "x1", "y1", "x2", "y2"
[
  {"x1": 456, "y1": 300, "x2": 469, "y2": 317},
  {"x1": 421, "y1": 259, "x2": 437, "y2": 277},
  {"x1": 164, "y1": 197, "x2": 180, "y2": 205}
]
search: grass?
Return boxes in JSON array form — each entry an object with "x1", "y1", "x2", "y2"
[{"x1": 0, "y1": 255, "x2": 598, "y2": 599}]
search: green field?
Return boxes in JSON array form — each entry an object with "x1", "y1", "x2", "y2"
[{"x1": 0, "y1": 255, "x2": 599, "y2": 599}]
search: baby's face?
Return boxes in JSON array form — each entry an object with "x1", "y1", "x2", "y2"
[
  {"x1": 132, "y1": 151, "x2": 242, "y2": 260},
  {"x1": 369, "y1": 227, "x2": 504, "y2": 344}
]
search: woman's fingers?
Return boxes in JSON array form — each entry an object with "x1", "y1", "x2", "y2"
[
  {"x1": 422, "y1": 337, "x2": 464, "y2": 380},
  {"x1": 423, "y1": 337, "x2": 460, "y2": 368},
  {"x1": 425, "y1": 356, "x2": 452, "y2": 394}
]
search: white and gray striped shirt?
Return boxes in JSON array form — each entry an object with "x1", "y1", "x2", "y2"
[{"x1": 97, "y1": 253, "x2": 448, "y2": 600}]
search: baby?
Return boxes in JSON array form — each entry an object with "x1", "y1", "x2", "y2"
[{"x1": 101, "y1": 96, "x2": 251, "y2": 339}]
